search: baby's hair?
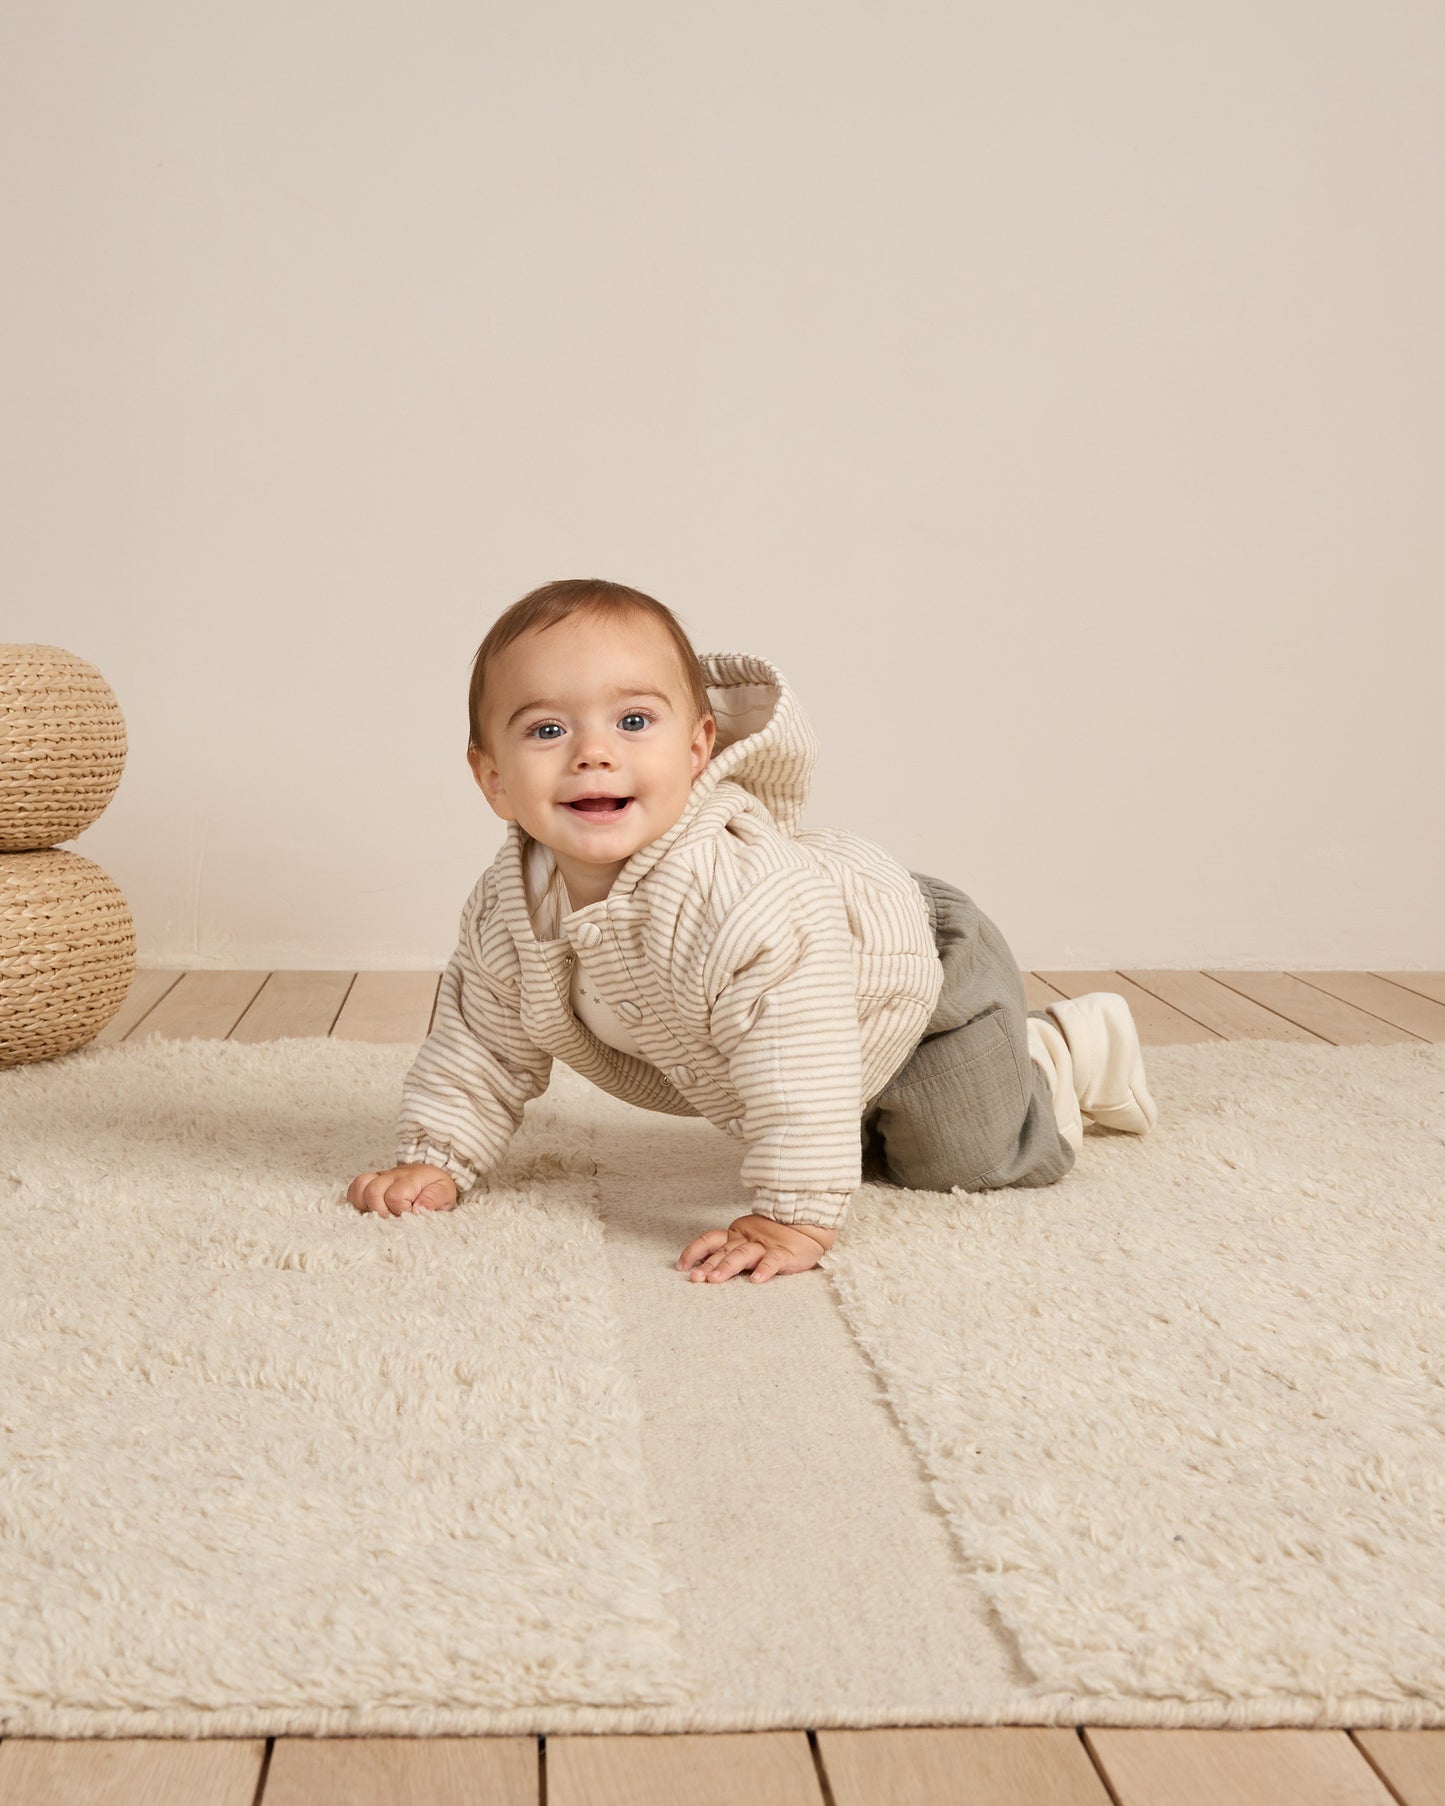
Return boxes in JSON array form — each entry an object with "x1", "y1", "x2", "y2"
[{"x1": 467, "y1": 578, "x2": 714, "y2": 759}]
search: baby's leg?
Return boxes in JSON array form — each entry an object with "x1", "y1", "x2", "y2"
[{"x1": 860, "y1": 872, "x2": 1075, "y2": 1193}]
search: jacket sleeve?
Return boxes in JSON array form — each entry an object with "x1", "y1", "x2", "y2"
[
  {"x1": 394, "y1": 876, "x2": 552, "y2": 1198},
  {"x1": 703, "y1": 863, "x2": 863, "y2": 1233}
]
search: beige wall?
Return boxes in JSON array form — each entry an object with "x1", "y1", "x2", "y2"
[{"x1": 3, "y1": 1, "x2": 1441, "y2": 970}]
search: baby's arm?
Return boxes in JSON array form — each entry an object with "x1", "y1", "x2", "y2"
[
  {"x1": 704, "y1": 863, "x2": 864, "y2": 1231},
  {"x1": 673, "y1": 863, "x2": 862, "y2": 1276},
  {"x1": 347, "y1": 875, "x2": 552, "y2": 1212}
]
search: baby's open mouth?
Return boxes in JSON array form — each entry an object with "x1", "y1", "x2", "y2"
[{"x1": 566, "y1": 797, "x2": 633, "y2": 814}]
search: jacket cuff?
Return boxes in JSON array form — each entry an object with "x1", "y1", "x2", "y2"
[
  {"x1": 394, "y1": 1141, "x2": 483, "y2": 1198},
  {"x1": 748, "y1": 1187, "x2": 852, "y2": 1232}
]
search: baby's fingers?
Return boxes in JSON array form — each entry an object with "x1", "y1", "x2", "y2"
[
  {"x1": 347, "y1": 1171, "x2": 416, "y2": 1216},
  {"x1": 412, "y1": 1177, "x2": 457, "y2": 1212},
  {"x1": 675, "y1": 1229, "x2": 727, "y2": 1272},
  {"x1": 347, "y1": 1172, "x2": 390, "y2": 1213},
  {"x1": 700, "y1": 1238, "x2": 763, "y2": 1282}
]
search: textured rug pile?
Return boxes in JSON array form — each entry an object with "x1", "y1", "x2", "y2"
[{"x1": 1, "y1": 1033, "x2": 1442, "y2": 1737}]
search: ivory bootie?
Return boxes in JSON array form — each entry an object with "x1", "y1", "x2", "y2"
[
  {"x1": 1025, "y1": 1013, "x2": 1084, "y2": 1152},
  {"x1": 1039, "y1": 992, "x2": 1158, "y2": 1135}
]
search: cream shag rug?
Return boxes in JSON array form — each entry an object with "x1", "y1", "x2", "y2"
[{"x1": 1, "y1": 1035, "x2": 1442, "y2": 1738}]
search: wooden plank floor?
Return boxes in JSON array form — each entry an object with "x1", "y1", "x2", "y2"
[{"x1": 3, "y1": 967, "x2": 1443, "y2": 1806}]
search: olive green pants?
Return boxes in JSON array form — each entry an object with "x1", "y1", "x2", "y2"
[{"x1": 860, "y1": 870, "x2": 1076, "y2": 1193}]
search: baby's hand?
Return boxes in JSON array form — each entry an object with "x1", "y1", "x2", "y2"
[
  {"x1": 675, "y1": 1213, "x2": 835, "y2": 1284},
  {"x1": 347, "y1": 1162, "x2": 458, "y2": 1217}
]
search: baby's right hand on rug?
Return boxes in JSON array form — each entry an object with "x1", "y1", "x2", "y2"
[{"x1": 347, "y1": 1163, "x2": 458, "y2": 1217}]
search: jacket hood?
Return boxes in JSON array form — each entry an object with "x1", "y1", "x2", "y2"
[{"x1": 690, "y1": 650, "x2": 817, "y2": 836}]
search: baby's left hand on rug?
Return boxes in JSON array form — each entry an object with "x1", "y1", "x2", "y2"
[{"x1": 675, "y1": 1214, "x2": 835, "y2": 1284}]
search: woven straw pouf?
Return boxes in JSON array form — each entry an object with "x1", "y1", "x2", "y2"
[
  {"x1": 0, "y1": 644, "x2": 128, "y2": 852},
  {"x1": 1, "y1": 644, "x2": 135, "y2": 1066},
  {"x1": 0, "y1": 850, "x2": 137, "y2": 1067}
]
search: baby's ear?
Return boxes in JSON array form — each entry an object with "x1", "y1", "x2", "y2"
[{"x1": 468, "y1": 748, "x2": 510, "y2": 813}]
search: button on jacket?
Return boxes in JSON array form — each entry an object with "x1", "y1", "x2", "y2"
[{"x1": 394, "y1": 650, "x2": 944, "y2": 1232}]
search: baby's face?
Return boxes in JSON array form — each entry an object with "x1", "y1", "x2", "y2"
[{"x1": 469, "y1": 613, "x2": 715, "y2": 881}]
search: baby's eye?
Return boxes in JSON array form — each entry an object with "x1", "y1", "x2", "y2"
[{"x1": 526, "y1": 710, "x2": 654, "y2": 740}]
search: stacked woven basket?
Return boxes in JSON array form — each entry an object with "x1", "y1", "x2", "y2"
[{"x1": 0, "y1": 645, "x2": 136, "y2": 1068}]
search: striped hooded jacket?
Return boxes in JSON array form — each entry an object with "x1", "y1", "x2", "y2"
[{"x1": 394, "y1": 651, "x2": 944, "y2": 1232}]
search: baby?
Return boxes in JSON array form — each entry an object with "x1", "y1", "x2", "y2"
[{"x1": 347, "y1": 578, "x2": 1158, "y2": 1283}]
